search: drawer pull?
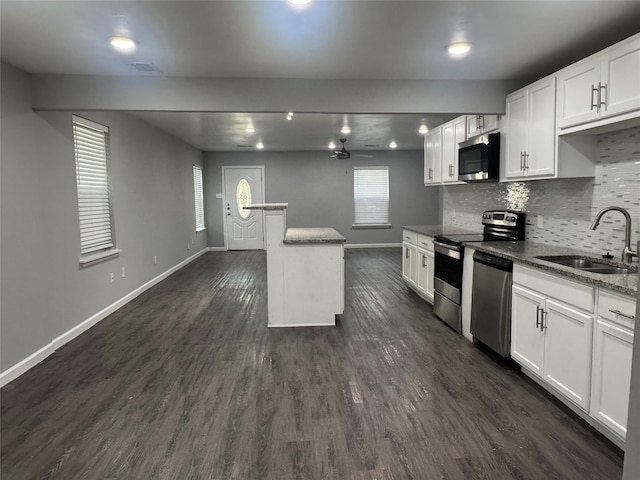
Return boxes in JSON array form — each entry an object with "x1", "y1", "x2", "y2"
[
  {"x1": 608, "y1": 309, "x2": 635, "y2": 320},
  {"x1": 421, "y1": 242, "x2": 431, "y2": 247}
]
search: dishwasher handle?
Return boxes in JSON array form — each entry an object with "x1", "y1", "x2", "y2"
[{"x1": 473, "y1": 251, "x2": 513, "y2": 272}]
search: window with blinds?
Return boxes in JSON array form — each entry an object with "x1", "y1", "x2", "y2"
[
  {"x1": 72, "y1": 116, "x2": 116, "y2": 257},
  {"x1": 353, "y1": 166, "x2": 390, "y2": 226},
  {"x1": 193, "y1": 165, "x2": 205, "y2": 231}
]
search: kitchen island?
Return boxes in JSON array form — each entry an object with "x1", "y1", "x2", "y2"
[{"x1": 244, "y1": 204, "x2": 345, "y2": 327}]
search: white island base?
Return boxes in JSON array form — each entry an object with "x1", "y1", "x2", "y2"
[{"x1": 245, "y1": 204, "x2": 345, "y2": 327}]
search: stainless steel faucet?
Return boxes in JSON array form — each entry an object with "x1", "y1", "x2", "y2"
[{"x1": 590, "y1": 206, "x2": 638, "y2": 263}]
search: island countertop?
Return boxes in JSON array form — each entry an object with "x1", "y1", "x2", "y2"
[{"x1": 284, "y1": 228, "x2": 346, "y2": 244}]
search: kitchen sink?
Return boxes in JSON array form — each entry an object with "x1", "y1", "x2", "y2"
[{"x1": 534, "y1": 255, "x2": 638, "y2": 275}]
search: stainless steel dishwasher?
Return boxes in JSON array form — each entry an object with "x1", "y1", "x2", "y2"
[{"x1": 471, "y1": 251, "x2": 513, "y2": 357}]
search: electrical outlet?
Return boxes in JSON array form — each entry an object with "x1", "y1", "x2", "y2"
[
  {"x1": 187, "y1": 242, "x2": 191, "y2": 250},
  {"x1": 191, "y1": 237, "x2": 195, "y2": 244},
  {"x1": 537, "y1": 214, "x2": 544, "y2": 228},
  {"x1": 121, "y1": 266, "x2": 126, "y2": 278},
  {"x1": 153, "y1": 255, "x2": 158, "y2": 265},
  {"x1": 110, "y1": 272, "x2": 115, "y2": 283}
]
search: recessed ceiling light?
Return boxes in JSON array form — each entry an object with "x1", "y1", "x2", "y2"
[
  {"x1": 286, "y1": 112, "x2": 294, "y2": 121},
  {"x1": 245, "y1": 125, "x2": 255, "y2": 134},
  {"x1": 109, "y1": 36, "x2": 136, "y2": 52},
  {"x1": 389, "y1": 141, "x2": 398, "y2": 149},
  {"x1": 328, "y1": 141, "x2": 336, "y2": 149},
  {"x1": 287, "y1": 0, "x2": 312, "y2": 5},
  {"x1": 256, "y1": 141, "x2": 264, "y2": 150},
  {"x1": 448, "y1": 42, "x2": 472, "y2": 56},
  {"x1": 340, "y1": 125, "x2": 351, "y2": 135},
  {"x1": 418, "y1": 125, "x2": 429, "y2": 134}
]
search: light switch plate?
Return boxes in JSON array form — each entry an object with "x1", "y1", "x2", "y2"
[{"x1": 537, "y1": 215, "x2": 544, "y2": 228}]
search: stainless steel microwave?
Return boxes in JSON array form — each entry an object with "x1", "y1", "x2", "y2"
[{"x1": 458, "y1": 132, "x2": 500, "y2": 182}]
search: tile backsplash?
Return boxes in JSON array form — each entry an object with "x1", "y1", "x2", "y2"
[{"x1": 443, "y1": 126, "x2": 640, "y2": 261}]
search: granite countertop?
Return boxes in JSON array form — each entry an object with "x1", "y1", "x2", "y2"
[
  {"x1": 403, "y1": 225, "x2": 480, "y2": 237},
  {"x1": 284, "y1": 228, "x2": 346, "y2": 244},
  {"x1": 469, "y1": 241, "x2": 638, "y2": 296},
  {"x1": 244, "y1": 203, "x2": 288, "y2": 210}
]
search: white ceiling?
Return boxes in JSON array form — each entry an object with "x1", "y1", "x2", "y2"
[{"x1": 2, "y1": 0, "x2": 640, "y2": 151}]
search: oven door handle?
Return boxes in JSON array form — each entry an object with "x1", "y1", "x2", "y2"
[
  {"x1": 434, "y1": 240, "x2": 461, "y2": 251},
  {"x1": 434, "y1": 242, "x2": 462, "y2": 259},
  {"x1": 484, "y1": 230, "x2": 517, "y2": 240}
]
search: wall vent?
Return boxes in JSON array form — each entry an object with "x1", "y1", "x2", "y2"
[{"x1": 129, "y1": 62, "x2": 160, "y2": 73}]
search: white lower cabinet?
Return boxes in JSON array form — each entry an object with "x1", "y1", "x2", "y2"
[
  {"x1": 542, "y1": 299, "x2": 593, "y2": 409},
  {"x1": 402, "y1": 230, "x2": 434, "y2": 304},
  {"x1": 402, "y1": 241, "x2": 417, "y2": 287},
  {"x1": 512, "y1": 264, "x2": 637, "y2": 446},
  {"x1": 511, "y1": 284, "x2": 546, "y2": 376},
  {"x1": 416, "y1": 247, "x2": 434, "y2": 303},
  {"x1": 590, "y1": 290, "x2": 636, "y2": 440},
  {"x1": 511, "y1": 266, "x2": 594, "y2": 410}
]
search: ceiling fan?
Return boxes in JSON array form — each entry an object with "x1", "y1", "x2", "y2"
[
  {"x1": 330, "y1": 138, "x2": 373, "y2": 159},
  {"x1": 331, "y1": 138, "x2": 351, "y2": 159}
]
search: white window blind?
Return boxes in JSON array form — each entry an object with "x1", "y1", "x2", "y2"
[
  {"x1": 353, "y1": 166, "x2": 390, "y2": 225},
  {"x1": 72, "y1": 116, "x2": 115, "y2": 256},
  {"x1": 193, "y1": 165, "x2": 205, "y2": 231}
]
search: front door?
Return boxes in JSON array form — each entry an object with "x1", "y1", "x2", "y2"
[{"x1": 223, "y1": 166, "x2": 265, "y2": 250}]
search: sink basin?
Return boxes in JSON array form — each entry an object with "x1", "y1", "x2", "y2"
[{"x1": 535, "y1": 255, "x2": 638, "y2": 275}]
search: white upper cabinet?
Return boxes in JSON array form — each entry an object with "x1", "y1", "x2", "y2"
[
  {"x1": 466, "y1": 115, "x2": 500, "y2": 137},
  {"x1": 504, "y1": 77, "x2": 556, "y2": 180},
  {"x1": 441, "y1": 116, "x2": 467, "y2": 184},
  {"x1": 424, "y1": 127, "x2": 442, "y2": 185},
  {"x1": 557, "y1": 34, "x2": 640, "y2": 129},
  {"x1": 424, "y1": 116, "x2": 467, "y2": 186}
]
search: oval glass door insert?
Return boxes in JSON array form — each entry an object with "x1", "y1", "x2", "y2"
[{"x1": 236, "y1": 178, "x2": 252, "y2": 219}]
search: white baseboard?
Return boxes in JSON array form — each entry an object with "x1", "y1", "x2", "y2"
[
  {"x1": 0, "y1": 343, "x2": 56, "y2": 388},
  {"x1": 207, "y1": 246, "x2": 226, "y2": 252},
  {"x1": 0, "y1": 247, "x2": 211, "y2": 388},
  {"x1": 345, "y1": 243, "x2": 402, "y2": 249}
]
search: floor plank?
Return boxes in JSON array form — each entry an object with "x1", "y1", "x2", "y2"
[{"x1": 1, "y1": 249, "x2": 623, "y2": 479}]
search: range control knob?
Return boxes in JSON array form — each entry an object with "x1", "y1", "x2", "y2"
[{"x1": 507, "y1": 216, "x2": 516, "y2": 222}]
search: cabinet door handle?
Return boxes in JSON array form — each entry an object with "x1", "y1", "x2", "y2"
[
  {"x1": 608, "y1": 309, "x2": 635, "y2": 320},
  {"x1": 478, "y1": 115, "x2": 484, "y2": 131},
  {"x1": 536, "y1": 306, "x2": 544, "y2": 330},
  {"x1": 590, "y1": 84, "x2": 599, "y2": 111},
  {"x1": 536, "y1": 306, "x2": 547, "y2": 331},
  {"x1": 599, "y1": 82, "x2": 607, "y2": 110},
  {"x1": 422, "y1": 255, "x2": 427, "y2": 267},
  {"x1": 520, "y1": 152, "x2": 525, "y2": 171},
  {"x1": 428, "y1": 167, "x2": 433, "y2": 180},
  {"x1": 524, "y1": 152, "x2": 529, "y2": 170},
  {"x1": 405, "y1": 248, "x2": 410, "y2": 259}
]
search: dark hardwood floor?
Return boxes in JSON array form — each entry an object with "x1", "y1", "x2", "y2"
[{"x1": 1, "y1": 249, "x2": 624, "y2": 479}]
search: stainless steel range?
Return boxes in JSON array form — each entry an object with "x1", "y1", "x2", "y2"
[{"x1": 433, "y1": 211, "x2": 526, "y2": 333}]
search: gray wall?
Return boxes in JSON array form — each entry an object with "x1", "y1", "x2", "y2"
[
  {"x1": 204, "y1": 150, "x2": 441, "y2": 247},
  {"x1": 1, "y1": 63, "x2": 207, "y2": 372}
]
